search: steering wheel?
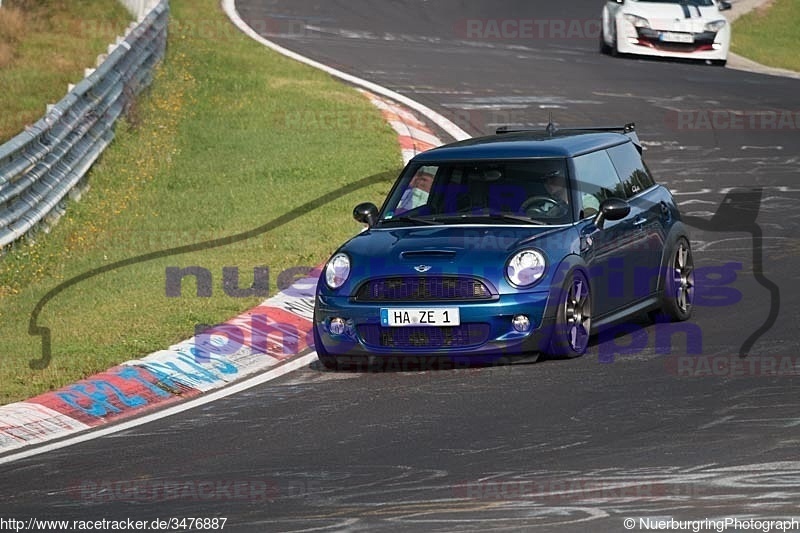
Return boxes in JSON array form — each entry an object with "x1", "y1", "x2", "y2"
[{"x1": 520, "y1": 196, "x2": 567, "y2": 217}]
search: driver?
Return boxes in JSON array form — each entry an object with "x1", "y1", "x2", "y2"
[
  {"x1": 524, "y1": 170, "x2": 600, "y2": 219},
  {"x1": 543, "y1": 170, "x2": 568, "y2": 204},
  {"x1": 542, "y1": 170, "x2": 601, "y2": 218},
  {"x1": 523, "y1": 170, "x2": 570, "y2": 217}
]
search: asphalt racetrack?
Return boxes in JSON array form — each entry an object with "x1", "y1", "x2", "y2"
[{"x1": 2, "y1": 1, "x2": 799, "y2": 531}]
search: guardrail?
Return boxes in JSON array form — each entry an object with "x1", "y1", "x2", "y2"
[{"x1": 0, "y1": 0, "x2": 168, "y2": 251}]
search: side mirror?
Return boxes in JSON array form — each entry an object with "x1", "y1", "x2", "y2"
[
  {"x1": 594, "y1": 198, "x2": 630, "y2": 230},
  {"x1": 353, "y1": 202, "x2": 379, "y2": 227},
  {"x1": 718, "y1": 0, "x2": 732, "y2": 10}
]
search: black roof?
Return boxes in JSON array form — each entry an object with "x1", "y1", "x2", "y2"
[{"x1": 412, "y1": 130, "x2": 635, "y2": 163}]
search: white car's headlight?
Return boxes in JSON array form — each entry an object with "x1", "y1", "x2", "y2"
[
  {"x1": 506, "y1": 250, "x2": 546, "y2": 287},
  {"x1": 325, "y1": 253, "x2": 351, "y2": 289},
  {"x1": 624, "y1": 14, "x2": 651, "y2": 28},
  {"x1": 704, "y1": 19, "x2": 727, "y2": 32}
]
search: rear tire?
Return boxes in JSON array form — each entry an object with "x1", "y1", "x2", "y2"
[
  {"x1": 546, "y1": 269, "x2": 592, "y2": 359},
  {"x1": 650, "y1": 236, "x2": 694, "y2": 323}
]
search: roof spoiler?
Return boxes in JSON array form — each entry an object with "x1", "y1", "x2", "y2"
[{"x1": 495, "y1": 122, "x2": 642, "y2": 153}]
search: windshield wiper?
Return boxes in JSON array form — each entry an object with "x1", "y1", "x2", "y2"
[
  {"x1": 379, "y1": 216, "x2": 442, "y2": 226},
  {"x1": 381, "y1": 214, "x2": 546, "y2": 226},
  {"x1": 428, "y1": 213, "x2": 547, "y2": 225},
  {"x1": 486, "y1": 213, "x2": 547, "y2": 225}
]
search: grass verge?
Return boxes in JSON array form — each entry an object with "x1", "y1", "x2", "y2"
[
  {"x1": 731, "y1": 0, "x2": 800, "y2": 72},
  {"x1": 0, "y1": 0, "x2": 133, "y2": 142},
  {"x1": 0, "y1": 0, "x2": 401, "y2": 404}
]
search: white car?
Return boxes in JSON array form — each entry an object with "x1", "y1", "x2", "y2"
[{"x1": 601, "y1": 0, "x2": 732, "y2": 65}]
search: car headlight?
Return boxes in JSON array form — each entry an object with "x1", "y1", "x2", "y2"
[
  {"x1": 704, "y1": 19, "x2": 726, "y2": 32},
  {"x1": 623, "y1": 14, "x2": 651, "y2": 28},
  {"x1": 325, "y1": 253, "x2": 351, "y2": 289},
  {"x1": 506, "y1": 250, "x2": 546, "y2": 287}
]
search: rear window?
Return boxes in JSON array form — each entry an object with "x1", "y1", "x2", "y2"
[
  {"x1": 607, "y1": 142, "x2": 656, "y2": 198},
  {"x1": 571, "y1": 150, "x2": 624, "y2": 201}
]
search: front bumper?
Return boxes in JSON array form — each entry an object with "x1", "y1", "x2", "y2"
[
  {"x1": 617, "y1": 24, "x2": 729, "y2": 60},
  {"x1": 314, "y1": 291, "x2": 555, "y2": 361}
]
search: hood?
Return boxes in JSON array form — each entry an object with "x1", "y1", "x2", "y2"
[
  {"x1": 330, "y1": 225, "x2": 574, "y2": 292},
  {"x1": 625, "y1": 2, "x2": 725, "y2": 31}
]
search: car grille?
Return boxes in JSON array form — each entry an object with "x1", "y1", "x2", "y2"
[
  {"x1": 648, "y1": 40, "x2": 703, "y2": 52},
  {"x1": 358, "y1": 324, "x2": 491, "y2": 349},
  {"x1": 354, "y1": 277, "x2": 492, "y2": 302}
]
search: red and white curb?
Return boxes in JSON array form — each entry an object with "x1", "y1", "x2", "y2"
[
  {"x1": 360, "y1": 90, "x2": 444, "y2": 163},
  {"x1": 0, "y1": 3, "x2": 458, "y2": 463},
  {"x1": 0, "y1": 269, "x2": 319, "y2": 458}
]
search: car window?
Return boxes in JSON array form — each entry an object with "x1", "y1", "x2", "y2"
[
  {"x1": 381, "y1": 159, "x2": 573, "y2": 225},
  {"x1": 607, "y1": 142, "x2": 656, "y2": 198},
  {"x1": 571, "y1": 150, "x2": 624, "y2": 218},
  {"x1": 394, "y1": 166, "x2": 435, "y2": 214}
]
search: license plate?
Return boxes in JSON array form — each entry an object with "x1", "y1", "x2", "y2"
[
  {"x1": 381, "y1": 308, "x2": 460, "y2": 327},
  {"x1": 660, "y1": 32, "x2": 694, "y2": 43}
]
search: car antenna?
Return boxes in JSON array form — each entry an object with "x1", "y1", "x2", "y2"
[{"x1": 545, "y1": 112, "x2": 557, "y2": 137}]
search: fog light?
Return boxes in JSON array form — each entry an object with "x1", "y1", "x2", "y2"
[
  {"x1": 329, "y1": 318, "x2": 346, "y2": 335},
  {"x1": 512, "y1": 315, "x2": 531, "y2": 333}
]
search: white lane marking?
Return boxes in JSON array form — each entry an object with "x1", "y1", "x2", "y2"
[
  {"x1": 670, "y1": 188, "x2": 713, "y2": 195},
  {"x1": 698, "y1": 415, "x2": 735, "y2": 429},
  {"x1": 0, "y1": 353, "x2": 318, "y2": 465},
  {"x1": 742, "y1": 145, "x2": 783, "y2": 150},
  {"x1": 677, "y1": 199, "x2": 716, "y2": 206},
  {"x1": 221, "y1": 0, "x2": 470, "y2": 142},
  {"x1": 459, "y1": 96, "x2": 604, "y2": 105},
  {"x1": 693, "y1": 236, "x2": 788, "y2": 252}
]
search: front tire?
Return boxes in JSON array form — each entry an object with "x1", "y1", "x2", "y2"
[
  {"x1": 610, "y1": 21, "x2": 620, "y2": 57},
  {"x1": 600, "y1": 27, "x2": 613, "y2": 55},
  {"x1": 546, "y1": 269, "x2": 592, "y2": 358}
]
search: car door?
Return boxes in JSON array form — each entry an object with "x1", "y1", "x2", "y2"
[
  {"x1": 607, "y1": 142, "x2": 666, "y2": 299},
  {"x1": 570, "y1": 148, "x2": 650, "y2": 317}
]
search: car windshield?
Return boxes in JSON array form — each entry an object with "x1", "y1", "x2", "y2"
[
  {"x1": 637, "y1": 0, "x2": 715, "y2": 5},
  {"x1": 379, "y1": 159, "x2": 572, "y2": 226}
]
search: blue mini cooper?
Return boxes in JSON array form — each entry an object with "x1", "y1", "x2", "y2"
[{"x1": 313, "y1": 124, "x2": 694, "y2": 368}]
